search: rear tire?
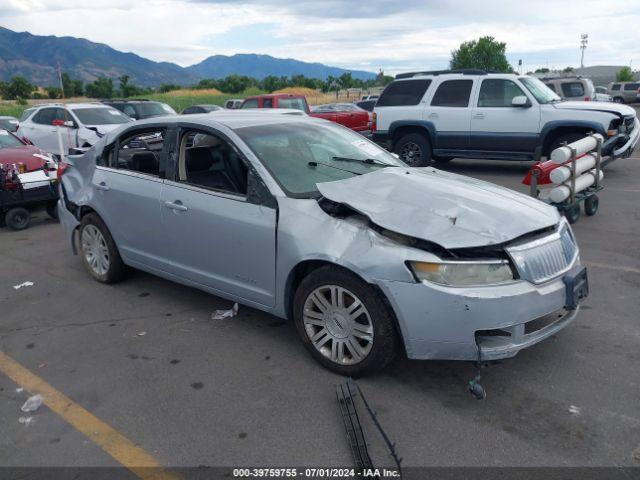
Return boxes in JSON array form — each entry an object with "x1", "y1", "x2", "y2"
[
  {"x1": 394, "y1": 132, "x2": 433, "y2": 167},
  {"x1": 5, "y1": 208, "x2": 31, "y2": 231},
  {"x1": 293, "y1": 266, "x2": 398, "y2": 377},
  {"x1": 613, "y1": 97, "x2": 624, "y2": 104},
  {"x1": 79, "y1": 213, "x2": 126, "y2": 283}
]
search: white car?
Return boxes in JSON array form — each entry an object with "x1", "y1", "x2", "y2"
[
  {"x1": 373, "y1": 70, "x2": 639, "y2": 166},
  {"x1": 17, "y1": 103, "x2": 132, "y2": 155}
]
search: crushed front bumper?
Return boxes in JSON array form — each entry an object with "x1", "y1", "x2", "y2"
[{"x1": 376, "y1": 265, "x2": 584, "y2": 361}]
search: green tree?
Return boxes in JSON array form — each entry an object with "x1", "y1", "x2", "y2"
[
  {"x1": 61, "y1": 72, "x2": 84, "y2": 97},
  {"x1": 85, "y1": 77, "x2": 115, "y2": 99},
  {"x1": 158, "y1": 83, "x2": 181, "y2": 93},
  {"x1": 338, "y1": 72, "x2": 354, "y2": 89},
  {"x1": 534, "y1": 68, "x2": 550, "y2": 73},
  {"x1": 45, "y1": 86, "x2": 62, "y2": 99},
  {"x1": 562, "y1": 66, "x2": 574, "y2": 73},
  {"x1": 450, "y1": 36, "x2": 512, "y2": 72},
  {"x1": 3, "y1": 76, "x2": 34, "y2": 100},
  {"x1": 119, "y1": 75, "x2": 139, "y2": 97},
  {"x1": 616, "y1": 66, "x2": 635, "y2": 82}
]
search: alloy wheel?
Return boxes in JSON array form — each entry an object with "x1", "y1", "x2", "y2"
[
  {"x1": 303, "y1": 285, "x2": 374, "y2": 365},
  {"x1": 81, "y1": 225, "x2": 110, "y2": 276},
  {"x1": 399, "y1": 142, "x2": 422, "y2": 165}
]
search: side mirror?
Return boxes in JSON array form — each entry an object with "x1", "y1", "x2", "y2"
[{"x1": 512, "y1": 96, "x2": 530, "y2": 108}]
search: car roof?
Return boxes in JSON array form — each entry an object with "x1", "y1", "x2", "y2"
[
  {"x1": 31, "y1": 102, "x2": 117, "y2": 109},
  {"x1": 243, "y1": 93, "x2": 305, "y2": 100}
]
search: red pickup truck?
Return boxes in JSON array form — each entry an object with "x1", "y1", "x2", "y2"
[{"x1": 240, "y1": 94, "x2": 371, "y2": 132}]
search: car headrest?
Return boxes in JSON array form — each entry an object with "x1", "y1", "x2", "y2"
[
  {"x1": 185, "y1": 147, "x2": 222, "y2": 172},
  {"x1": 192, "y1": 134, "x2": 221, "y2": 148},
  {"x1": 130, "y1": 152, "x2": 158, "y2": 174}
]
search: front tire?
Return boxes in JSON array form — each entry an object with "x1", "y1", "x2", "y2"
[
  {"x1": 293, "y1": 266, "x2": 398, "y2": 377},
  {"x1": 548, "y1": 132, "x2": 587, "y2": 157},
  {"x1": 394, "y1": 132, "x2": 433, "y2": 167},
  {"x1": 79, "y1": 213, "x2": 126, "y2": 283},
  {"x1": 5, "y1": 208, "x2": 31, "y2": 231}
]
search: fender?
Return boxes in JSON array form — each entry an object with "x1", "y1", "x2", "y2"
[
  {"x1": 540, "y1": 120, "x2": 606, "y2": 146},
  {"x1": 388, "y1": 120, "x2": 437, "y2": 146}
]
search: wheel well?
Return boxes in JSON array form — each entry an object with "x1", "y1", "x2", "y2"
[
  {"x1": 77, "y1": 205, "x2": 97, "y2": 219},
  {"x1": 391, "y1": 125, "x2": 431, "y2": 149},
  {"x1": 542, "y1": 127, "x2": 592, "y2": 156},
  {"x1": 283, "y1": 259, "x2": 407, "y2": 354}
]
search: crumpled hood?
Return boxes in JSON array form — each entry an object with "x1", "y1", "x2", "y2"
[
  {"x1": 553, "y1": 101, "x2": 636, "y2": 116},
  {"x1": 316, "y1": 167, "x2": 560, "y2": 249}
]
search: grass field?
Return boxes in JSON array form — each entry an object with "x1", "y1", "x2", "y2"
[{"x1": 0, "y1": 87, "x2": 367, "y2": 118}]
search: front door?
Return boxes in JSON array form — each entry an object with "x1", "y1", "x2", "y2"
[
  {"x1": 160, "y1": 127, "x2": 277, "y2": 307},
  {"x1": 470, "y1": 78, "x2": 540, "y2": 153}
]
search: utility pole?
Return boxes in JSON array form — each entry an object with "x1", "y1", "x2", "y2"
[{"x1": 580, "y1": 34, "x2": 588, "y2": 68}]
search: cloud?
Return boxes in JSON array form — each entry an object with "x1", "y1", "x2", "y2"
[{"x1": 1, "y1": 0, "x2": 639, "y2": 73}]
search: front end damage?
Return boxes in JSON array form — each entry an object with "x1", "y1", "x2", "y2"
[{"x1": 310, "y1": 167, "x2": 586, "y2": 362}]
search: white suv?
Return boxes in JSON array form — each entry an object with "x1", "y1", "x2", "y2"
[
  {"x1": 372, "y1": 70, "x2": 639, "y2": 166},
  {"x1": 17, "y1": 103, "x2": 132, "y2": 155}
]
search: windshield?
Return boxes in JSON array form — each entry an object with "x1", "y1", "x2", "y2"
[
  {"x1": 137, "y1": 102, "x2": 177, "y2": 117},
  {"x1": 277, "y1": 98, "x2": 307, "y2": 111},
  {"x1": 520, "y1": 77, "x2": 561, "y2": 104},
  {"x1": 0, "y1": 130, "x2": 24, "y2": 149},
  {"x1": 72, "y1": 108, "x2": 131, "y2": 125},
  {"x1": 235, "y1": 121, "x2": 404, "y2": 197}
]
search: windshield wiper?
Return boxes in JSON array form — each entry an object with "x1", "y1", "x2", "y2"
[
  {"x1": 332, "y1": 156, "x2": 394, "y2": 166},
  {"x1": 308, "y1": 161, "x2": 361, "y2": 175}
]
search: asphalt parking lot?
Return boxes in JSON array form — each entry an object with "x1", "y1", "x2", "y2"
[{"x1": 1, "y1": 138, "x2": 639, "y2": 477}]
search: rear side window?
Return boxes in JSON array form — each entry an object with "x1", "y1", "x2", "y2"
[
  {"x1": 431, "y1": 80, "x2": 473, "y2": 107},
  {"x1": 376, "y1": 80, "x2": 432, "y2": 107},
  {"x1": 277, "y1": 98, "x2": 307, "y2": 111},
  {"x1": 241, "y1": 99, "x2": 258, "y2": 109},
  {"x1": 32, "y1": 107, "x2": 69, "y2": 125},
  {"x1": 611, "y1": 84, "x2": 621, "y2": 91},
  {"x1": 19, "y1": 108, "x2": 36, "y2": 122},
  {"x1": 561, "y1": 82, "x2": 585, "y2": 97},
  {"x1": 623, "y1": 83, "x2": 640, "y2": 91},
  {"x1": 115, "y1": 129, "x2": 165, "y2": 176}
]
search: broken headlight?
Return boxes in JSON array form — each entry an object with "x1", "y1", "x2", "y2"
[{"x1": 408, "y1": 260, "x2": 514, "y2": 287}]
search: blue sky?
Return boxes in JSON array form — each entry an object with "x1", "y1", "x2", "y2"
[{"x1": 1, "y1": 0, "x2": 639, "y2": 75}]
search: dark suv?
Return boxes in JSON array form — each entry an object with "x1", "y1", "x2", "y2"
[{"x1": 101, "y1": 100, "x2": 177, "y2": 120}]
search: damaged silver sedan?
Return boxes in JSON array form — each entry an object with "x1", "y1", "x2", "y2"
[{"x1": 57, "y1": 112, "x2": 588, "y2": 376}]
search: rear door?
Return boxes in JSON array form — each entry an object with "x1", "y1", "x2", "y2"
[
  {"x1": 91, "y1": 126, "x2": 169, "y2": 268},
  {"x1": 425, "y1": 79, "x2": 474, "y2": 150},
  {"x1": 374, "y1": 79, "x2": 432, "y2": 132},
  {"x1": 160, "y1": 126, "x2": 277, "y2": 307},
  {"x1": 470, "y1": 78, "x2": 540, "y2": 153}
]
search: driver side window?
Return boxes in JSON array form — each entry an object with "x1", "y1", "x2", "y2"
[
  {"x1": 177, "y1": 130, "x2": 248, "y2": 196},
  {"x1": 478, "y1": 79, "x2": 526, "y2": 107}
]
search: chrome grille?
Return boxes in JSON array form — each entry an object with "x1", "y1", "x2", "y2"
[{"x1": 506, "y1": 223, "x2": 578, "y2": 284}]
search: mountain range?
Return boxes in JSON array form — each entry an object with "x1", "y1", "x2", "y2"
[{"x1": 0, "y1": 26, "x2": 375, "y2": 87}]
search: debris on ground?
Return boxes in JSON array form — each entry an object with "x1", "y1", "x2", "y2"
[
  {"x1": 18, "y1": 416, "x2": 34, "y2": 426},
  {"x1": 13, "y1": 281, "x2": 34, "y2": 290},
  {"x1": 136, "y1": 331, "x2": 147, "y2": 337},
  {"x1": 211, "y1": 303, "x2": 239, "y2": 320},
  {"x1": 15, "y1": 387, "x2": 23, "y2": 393},
  {"x1": 21, "y1": 394, "x2": 43, "y2": 413},
  {"x1": 569, "y1": 405, "x2": 582, "y2": 415},
  {"x1": 38, "y1": 363, "x2": 47, "y2": 369}
]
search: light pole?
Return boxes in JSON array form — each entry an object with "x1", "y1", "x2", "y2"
[{"x1": 580, "y1": 34, "x2": 588, "y2": 68}]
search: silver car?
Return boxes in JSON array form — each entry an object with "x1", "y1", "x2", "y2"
[{"x1": 57, "y1": 113, "x2": 587, "y2": 376}]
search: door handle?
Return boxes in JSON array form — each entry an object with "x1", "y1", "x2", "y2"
[
  {"x1": 164, "y1": 201, "x2": 188, "y2": 212},
  {"x1": 95, "y1": 182, "x2": 110, "y2": 191},
  {"x1": 473, "y1": 113, "x2": 485, "y2": 119},
  {"x1": 428, "y1": 113, "x2": 438, "y2": 118}
]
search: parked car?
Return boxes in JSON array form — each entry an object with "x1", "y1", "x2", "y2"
[
  {"x1": 594, "y1": 86, "x2": 613, "y2": 102},
  {"x1": 102, "y1": 99, "x2": 177, "y2": 119},
  {"x1": 0, "y1": 116, "x2": 19, "y2": 132},
  {"x1": 181, "y1": 104, "x2": 224, "y2": 114},
  {"x1": 225, "y1": 99, "x2": 244, "y2": 109},
  {"x1": 541, "y1": 76, "x2": 596, "y2": 101},
  {"x1": 361, "y1": 95, "x2": 379, "y2": 101},
  {"x1": 355, "y1": 99, "x2": 377, "y2": 112},
  {"x1": 240, "y1": 93, "x2": 309, "y2": 112},
  {"x1": 17, "y1": 103, "x2": 133, "y2": 154},
  {"x1": 608, "y1": 81, "x2": 640, "y2": 104},
  {"x1": 310, "y1": 103, "x2": 371, "y2": 132},
  {"x1": 57, "y1": 112, "x2": 587, "y2": 376},
  {"x1": 242, "y1": 94, "x2": 370, "y2": 132},
  {"x1": 373, "y1": 70, "x2": 639, "y2": 166}
]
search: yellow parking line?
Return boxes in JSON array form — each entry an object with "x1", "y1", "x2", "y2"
[
  {"x1": 584, "y1": 261, "x2": 640, "y2": 275},
  {"x1": 0, "y1": 351, "x2": 180, "y2": 480}
]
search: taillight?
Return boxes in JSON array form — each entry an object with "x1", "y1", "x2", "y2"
[
  {"x1": 584, "y1": 96, "x2": 590, "y2": 101},
  {"x1": 57, "y1": 162, "x2": 70, "y2": 181},
  {"x1": 371, "y1": 112, "x2": 377, "y2": 132}
]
